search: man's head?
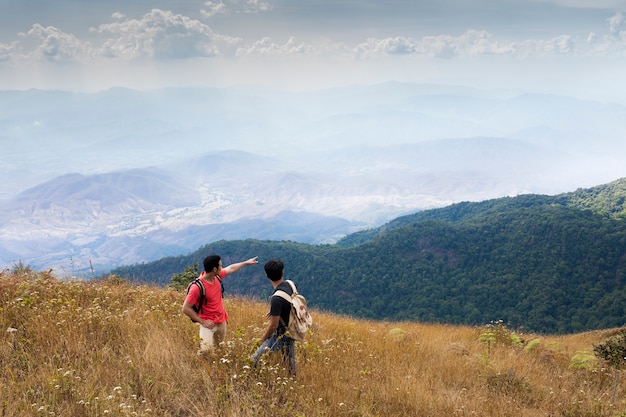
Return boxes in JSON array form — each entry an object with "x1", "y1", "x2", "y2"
[
  {"x1": 203, "y1": 255, "x2": 221, "y2": 273},
  {"x1": 264, "y1": 259, "x2": 284, "y2": 281}
]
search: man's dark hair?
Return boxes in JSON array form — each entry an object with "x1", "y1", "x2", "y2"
[
  {"x1": 264, "y1": 259, "x2": 284, "y2": 281},
  {"x1": 203, "y1": 255, "x2": 221, "y2": 272}
]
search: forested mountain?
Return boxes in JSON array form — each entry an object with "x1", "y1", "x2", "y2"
[{"x1": 112, "y1": 178, "x2": 626, "y2": 334}]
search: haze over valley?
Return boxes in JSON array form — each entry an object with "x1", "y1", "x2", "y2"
[{"x1": 1, "y1": 84, "x2": 626, "y2": 274}]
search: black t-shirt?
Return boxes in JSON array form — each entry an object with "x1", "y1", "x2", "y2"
[{"x1": 270, "y1": 281, "x2": 294, "y2": 335}]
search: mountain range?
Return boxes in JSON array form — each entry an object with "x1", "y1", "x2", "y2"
[
  {"x1": 1, "y1": 83, "x2": 625, "y2": 273},
  {"x1": 112, "y1": 178, "x2": 626, "y2": 334}
]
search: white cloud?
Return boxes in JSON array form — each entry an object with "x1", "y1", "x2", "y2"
[
  {"x1": 608, "y1": 12, "x2": 625, "y2": 34},
  {"x1": 1, "y1": 1, "x2": 626, "y2": 95},
  {"x1": 201, "y1": 0, "x2": 271, "y2": 17},
  {"x1": 0, "y1": 41, "x2": 17, "y2": 62},
  {"x1": 355, "y1": 31, "x2": 517, "y2": 59},
  {"x1": 201, "y1": 1, "x2": 229, "y2": 18},
  {"x1": 18, "y1": 24, "x2": 87, "y2": 62},
  {"x1": 583, "y1": 13, "x2": 626, "y2": 57},
  {"x1": 91, "y1": 9, "x2": 242, "y2": 59},
  {"x1": 236, "y1": 36, "x2": 314, "y2": 56},
  {"x1": 242, "y1": 0, "x2": 272, "y2": 13}
]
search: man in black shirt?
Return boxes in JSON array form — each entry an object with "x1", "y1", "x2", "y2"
[{"x1": 251, "y1": 259, "x2": 297, "y2": 377}]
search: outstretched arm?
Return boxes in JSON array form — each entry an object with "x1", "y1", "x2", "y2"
[{"x1": 222, "y1": 256, "x2": 258, "y2": 274}]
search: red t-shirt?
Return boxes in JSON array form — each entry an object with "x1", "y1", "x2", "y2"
[{"x1": 185, "y1": 270, "x2": 230, "y2": 324}]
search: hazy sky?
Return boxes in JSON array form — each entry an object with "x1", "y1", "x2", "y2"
[{"x1": 1, "y1": 0, "x2": 626, "y2": 100}]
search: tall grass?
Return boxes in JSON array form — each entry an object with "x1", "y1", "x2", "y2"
[{"x1": 1, "y1": 269, "x2": 625, "y2": 416}]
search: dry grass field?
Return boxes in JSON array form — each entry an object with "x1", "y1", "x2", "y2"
[{"x1": 1, "y1": 268, "x2": 625, "y2": 416}]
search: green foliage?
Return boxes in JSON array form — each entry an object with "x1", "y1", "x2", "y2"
[
  {"x1": 524, "y1": 339, "x2": 542, "y2": 353},
  {"x1": 169, "y1": 263, "x2": 200, "y2": 291},
  {"x1": 569, "y1": 351, "x2": 598, "y2": 370},
  {"x1": 593, "y1": 331, "x2": 626, "y2": 370},
  {"x1": 479, "y1": 320, "x2": 521, "y2": 355},
  {"x1": 593, "y1": 330, "x2": 626, "y2": 401},
  {"x1": 111, "y1": 178, "x2": 626, "y2": 335}
]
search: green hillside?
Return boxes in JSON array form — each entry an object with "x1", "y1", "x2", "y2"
[{"x1": 112, "y1": 178, "x2": 626, "y2": 334}]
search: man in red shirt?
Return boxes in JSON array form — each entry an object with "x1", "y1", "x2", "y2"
[{"x1": 182, "y1": 254, "x2": 258, "y2": 354}]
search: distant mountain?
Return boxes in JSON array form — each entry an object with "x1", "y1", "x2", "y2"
[
  {"x1": 112, "y1": 178, "x2": 626, "y2": 334},
  {"x1": 2, "y1": 83, "x2": 626, "y2": 272},
  {"x1": 0, "y1": 162, "x2": 364, "y2": 272},
  {"x1": 2, "y1": 83, "x2": 625, "y2": 198}
]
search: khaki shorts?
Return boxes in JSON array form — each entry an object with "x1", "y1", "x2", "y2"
[{"x1": 198, "y1": 322, "x2": 227, "y2": 353}]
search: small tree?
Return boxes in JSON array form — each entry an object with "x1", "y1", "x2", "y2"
[
  {"x1": 170, "y1": 263, "x2": 200, "y2": 291},
  {"x1": 479, "y1": 320, "x2": 522, "y2": 356},
  {"x1": 593, "y1": 330, "x2": 626, "y2": 400}
]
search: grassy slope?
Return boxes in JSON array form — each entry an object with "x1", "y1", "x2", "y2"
[{"x1": 1, "y1": 269, "x2": 625, "y2": 417}]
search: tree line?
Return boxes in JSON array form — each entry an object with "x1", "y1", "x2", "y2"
[{"x1": 112, "y1": 178, "x2": 626, "y2": 334}]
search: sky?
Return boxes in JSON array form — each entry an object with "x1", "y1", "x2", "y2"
[{"x1": 1, "y1": 0, "x2": 626, "y2": 101}]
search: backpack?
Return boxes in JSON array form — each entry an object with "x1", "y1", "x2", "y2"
[
  {"x1": 273, "y1": 280, "x2": 313, "y2": 341},
  {"x1": 186, "y1": 275, "x2": 224, "y2": 322}
]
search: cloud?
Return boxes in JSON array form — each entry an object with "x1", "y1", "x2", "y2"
[
  {"x1": 584, "y1": 13, "x2": 626, "y2": 56},
  {"x1": 18, "y1": 24, "x2": 87, "y2": 62},
  {"x1": 242, "y1": 0, "x2": 272, "y2": 13},
  {"x1": 201, "y1": 1, "x2": 229, "y2": 18},
  {"x1": 1, "y1": 3, "x2": 626, "y2": 93},
  {"x1": 354, "y1": 31, "x2": 517, "y2": 59},
  {"x1": 236, "y1": 36, "x2": 314, "y2": 56},
  {"x1": 0, "y1": 41, "x2": 18, "y2": 62},
  {"x1": 352, "y1": 27, "x2": 624, "y2": 61},
  {"x1": 91, "y1": 9, "x2": 242, "y2": 59},
  {"x1": 608, "y1": 12, "x2": 625, "y2": 34},
  {"x1": 201, "y1": 0, "x2": 272, "y2": 18}
]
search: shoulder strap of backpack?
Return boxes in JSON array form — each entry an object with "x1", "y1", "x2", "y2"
[
  {"x1": 193, "y1": 278, "x2": 205, "y2": 310},
  {"x1": 272, "y1": 289, "x2": 294, "y2": 329},
  {"x1": 285, "y1": 279, "x2": 298, "y2": 295},
  {"x1": 273, "y1": 290, "x2": 292, "y2": 303},
  {"x1": 273, "y1": 280, "x2": 297, "y2": 302},
  {"x1": 216, "y1": 274, "x2": 224, "y2": 296}
]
